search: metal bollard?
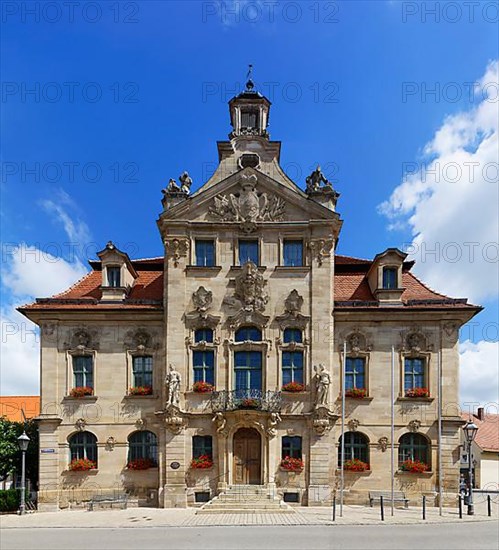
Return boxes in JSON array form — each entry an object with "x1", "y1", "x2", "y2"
[
  {"x1": 459, "y1": 495, "x2": 463, "y2": 519},
  {"x1": 487, "y1": 495, "x2": 491, "y2": 517},
  {"x1": 380, "y1": 495, "x2": 385, "y2": 521},
  {"x1": 332, "y1": 496, "x2": 336, "y2": 521},
  {"x1": 422, "y1": 495, "x2": 426, "y2": 520}
]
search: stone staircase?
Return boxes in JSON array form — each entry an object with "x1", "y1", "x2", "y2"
[{"x1": 197, "y1": 485, "x2": 295, "y2": 514}]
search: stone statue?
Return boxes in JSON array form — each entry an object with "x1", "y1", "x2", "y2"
[
  {"x1": 266, "y1": 412, "x2": 282, "y2": 438},
  {"x1": 165, "y1": 363, "x2": 181, "y2": 406},
  {"x1": 306, "y1": 166, "x2": 333, "y2": 194},
  {"x1": 167, "y1": 178, "x2": 180, "y2": 192},
  {"x1": 179, "y1": 171, "x2": 192, "y2": 194},
  {"x1": 313, "y1": 364, "x2": 331, "y2": 407},
  {"x1": 212, "y1": 412, "x2": 227, "y2": 435}
]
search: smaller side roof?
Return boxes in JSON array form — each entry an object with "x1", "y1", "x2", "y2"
[{"x1": 0, "y1": 396, "x2": 40, "y2": 422}]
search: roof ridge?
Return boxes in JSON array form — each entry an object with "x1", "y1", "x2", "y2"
[{"x1": 335, "y1": 253, "x2": 371, "y2": 262}]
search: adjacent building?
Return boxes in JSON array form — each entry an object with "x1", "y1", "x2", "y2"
[{"x1": 20, "y1": 78, "x2": 482, "y2": 511}]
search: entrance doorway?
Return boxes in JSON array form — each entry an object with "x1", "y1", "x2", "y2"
[{"x1": 233, "y1": 428, "x2": 262, "y2": 485}]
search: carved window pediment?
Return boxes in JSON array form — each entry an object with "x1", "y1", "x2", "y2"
[
  {"x1": 124, "y1": 328, "x2": 158, "y2": 353},
  {"x1": 340, "y1": 329, "x2": 371, "y2": 355},
  {"x1": 400, "y1": 327, "x2": 433, "y2": 353},
  {"x1": 276, "y1": 290, "x2": 309, "y2": 330},
  {"x1": 65, "y1": 327, "x2": 99, "y2": 352}
]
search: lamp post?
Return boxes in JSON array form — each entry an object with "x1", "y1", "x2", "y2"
[
  {"x1": 463, "y1": 420, "x2": 478, "y2": 516},
  {"x1": 17, "y1": 431, "x2": 30, "y2": 515}
]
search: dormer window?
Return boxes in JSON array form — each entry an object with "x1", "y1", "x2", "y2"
[
  {"x1": 107, "y1": 266, "x2": 121, "y2": 288},
  {"x1": 382, "y1": 267, "x2": 398, "y2": 289}
]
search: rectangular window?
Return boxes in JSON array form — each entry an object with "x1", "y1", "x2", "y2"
[
  {"x1": 404, "y1": 357, "x2": 426, "y2": 391},
  {"x1": 382, "y1": 267, "x2": 398, "y2": 289},
  {"x1": 239, "y1": 240, "x2": 259, "y2": 266},
  {"x1": 132, "y1": 355, "x2": 153, "y2": 388},
  {"x1": 282, "y1": 436, "x2": 302, "y2": 459},
  {"x1": 283, "y1": 240, "x2": 303, "y2": 267},
  {"x1": 345, "y1": 357, "x2": 366, "y2": 390},
  {"x1": 72, "y1": 355, "x2": 93, "y2": 388},
  {"x1": 193, "y1": 435, "x2": 213, "y2": 459},
  {"x1": 241, "y1": 110, "x2": 258, "y2": 128},
  {"x1": 193, "y1": 350, "x2": 215, "y2": 385},
  {"x1": 234, "y1": 351, "x2": 262, "y2": 391},
  {"x1": 107, "y1": 266, "x2": 121, "y2": 287},
  {"x1": 282, "y1": 351, "x2": 304, "y2": 385},
  {"x1": 195, "y1": 240, "x2": 215, "y2": 267}
]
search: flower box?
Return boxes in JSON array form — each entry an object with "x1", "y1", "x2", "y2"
[
  {"x1": 190, "y1": 455, "x2": 213, "y2": 469},
  {"x1": 129, "y1": 386, "x2": 153, "y2": 396},
  {"x1": 69, "y1": 386, "x2": 94, "y2": 398},
  {"x1": 192, "y1": 381, "x2": 215, "y2": 393},
  {"x1": 282, "y1": 382, "x2": 305, "y2": 393},
  {"x1": 68, "y1": 458, "x2": 96, "y2": 471},
  {"x1": 343, "y1": 458, "x2": 369, "y2": 472},
  {"x1": 127, "y1": 458, "x2": 157, "y2": 470},
  {"x1": 345, "y1": 388, "x2": 367, "y2": 399},
  {"x1": 280, "y1": 456, "x2": 304, "y2": 472},
  {"x1": 405, "y1": 387, "x2": 430, "y2": 398},
  {"x1": 399, "y1": 459, "x2": 429, "y2": 473},
  {"x1": 238, "y1": 398, "x2": 259, "y2": 409}
]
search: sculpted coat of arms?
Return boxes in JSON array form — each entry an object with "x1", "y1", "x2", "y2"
[
  {"x1": 234, "y1": 261, "x2": 268, "y2": 312},
  {"x1": 208, "y1": 174, "x2": 285, "y2": 232}
]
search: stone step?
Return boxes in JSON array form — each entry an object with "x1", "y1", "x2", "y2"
[{"x1": 197, "y1": 507, "x2": 295, "y2": 515}]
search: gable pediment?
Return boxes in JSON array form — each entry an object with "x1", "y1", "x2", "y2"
[{"x1": 158, "y1": 167, "x2": 340, "y2": 229}]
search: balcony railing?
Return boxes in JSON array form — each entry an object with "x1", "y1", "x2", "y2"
[{"x1": 210, "y1": 389, "x2": 282, "y2": 413}]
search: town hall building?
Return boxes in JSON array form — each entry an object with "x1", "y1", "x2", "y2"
[{"x1": 20, "y1": 77, "x2": 481, "y2": 511}]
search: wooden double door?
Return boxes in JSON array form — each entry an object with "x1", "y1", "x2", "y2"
[{"x1": 233, "y1": 428, "x2": 262, "y2": 485}]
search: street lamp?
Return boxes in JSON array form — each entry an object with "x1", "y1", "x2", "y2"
[
  {"x1": 463, "y1": 420, "x2": 478, "y2": 516},
  {"x1": 17, "y1": 431, "x2": 30, "y2": 515}
]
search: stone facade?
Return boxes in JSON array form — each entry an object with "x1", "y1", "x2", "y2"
[{"x1": 20, "y1": 80, "x2": 481, "y2": 511}]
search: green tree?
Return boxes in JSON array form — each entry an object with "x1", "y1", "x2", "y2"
[{"x1": 0, "y1": 417, "x2": 38, "y2": 489}]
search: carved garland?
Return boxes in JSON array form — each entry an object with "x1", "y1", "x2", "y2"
[{"x1": 164, "y1": 238, "x2": 189, "y2": 267}]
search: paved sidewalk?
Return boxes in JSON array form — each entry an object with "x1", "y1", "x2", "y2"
[{"x1": 1, "y1": 498, "x2": 497, "y2": 529}]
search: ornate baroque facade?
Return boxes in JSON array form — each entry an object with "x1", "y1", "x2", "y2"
[{"x1": 21, "y1": 79, "x2": 481, "y2": 510}]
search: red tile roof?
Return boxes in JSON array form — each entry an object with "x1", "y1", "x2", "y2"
[
  {"x1": 462, "y1": 413, "x2": 499, "y2": 453},
  {"x1": 18, "y1": 255, "x2": 479, "y2": 313},
  {"x1": 0, "y1": 396, "x2": 40, "y2": 422}
]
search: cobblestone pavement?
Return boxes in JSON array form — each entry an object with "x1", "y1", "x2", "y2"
[{"x1": 1, "y1": 498, "x2": 497, "y2": 529}]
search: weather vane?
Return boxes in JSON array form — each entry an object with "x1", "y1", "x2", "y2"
[{"x1": 245, "y1": 64, "x2": 254, "y2": 91}]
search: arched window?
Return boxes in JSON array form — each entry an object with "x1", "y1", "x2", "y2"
[
  {"x1": 338, "y1": 432, "x2": 369, "y2": 466},
  {"x1": 282, "y1": 436, "x2": 302, "y2": 459},
  {"x1": 194, "y1": 328, "x2": 214, "y2": 343},
  {"x1": 283, "y1": 328, "x2": 302, "y2": 344},
  {"x1": 235, "y1": 326, "x2": 262, "y2": 342},
  {"x1": 69, "y1": 431, "x2": 97, "y2": 465},
  {"x1": 128, "y1": 431, "x2": 158, "y2": 466},
  {"x1": 398, "y1": 433, "x2": 430, "y2": 467}
]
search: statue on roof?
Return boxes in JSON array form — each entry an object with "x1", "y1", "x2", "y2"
[
  {"x1": 179, "y1": 171, "x2": 192, "y2": 194},
  {"x1": 306, "y1": 166, "x2": 333, "y2": 194}
]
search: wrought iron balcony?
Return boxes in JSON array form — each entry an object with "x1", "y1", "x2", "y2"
[{"x1": 210, "y1": 389, "x2": 282, "y2": 413}]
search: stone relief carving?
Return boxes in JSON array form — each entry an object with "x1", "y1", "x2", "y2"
[
  {"x1": 275, "y1": 289, "x2": 309, "y2": 331},
  {"x1": 66, "y1": 327, "x2": 99, "y2": 351},
  {"x1": 308, "y1": 238, "x2": 334, "y2": 267},
  {"x1": 124, "y1": 328, "x2": 156, "y2": 352},
  {"x1": 106, "y1": 436, "x2": 116, "y2": 451},
  {"x1": 408, "y1": 419, "x2": 421, "y2": 432},
  {"x1": 266, "y1": 412, "x2": 282, "y2": 438},
  {"x1": 163, "y1": 404, "x2": 186, "y2": 434},
  {"x1": 401, "y1": 327, "x2": 433, "y2": 353},
  {"x1": 312, "y1": 406, "x2": 336, "y2": 436},
  {"x1": 135, "y1": 418, "x2": 146, "y2": 430},
  {"x1": 165, "y1": 363, "x2": 181, "y2": 407},
  {"x1": 212, "y1": 412, "x2": 228, "y2": 437},
  {"x1": 313, "y1": 364, "x2": 331, "y2": 407},
  {"x1": 348, "y1": 418, "x2": 360, "y2": 431},
  {"x1": 164, "y1": 238, "x2": 189, "y2": 267},
  {"x1": 192, "y1": 286, "x2": 213, "y2": 314},
  {"x1": 234, "y1": 261, "x2": 268, "y2": 312},
  {"x1": 161, "y1": 172, "x2": 192, "y2": 209},
  {"x1": 345, "y1": 329, "x2": 372, "y2": 355},
  {"x1": 208, "y1": 174, "x2": 285, "y2": 232},
  {"x1": 75, "y1": 418, "x2": 86, "y2": 431},
  {"x1": 378, "y1": 436, "x2": 389, "y2": 452}
]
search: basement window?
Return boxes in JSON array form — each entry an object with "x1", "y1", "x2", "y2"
[{"x1": 195, "y1": 491, "x2": 210, "y2": 503}]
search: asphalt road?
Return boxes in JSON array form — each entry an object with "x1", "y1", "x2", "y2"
[{"x1": 1, "y1": 523, "x2": 497, "y2": 550}]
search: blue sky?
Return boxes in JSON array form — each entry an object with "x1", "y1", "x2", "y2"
[{"x1": 1, "y1": 1, "x2": 498, "y2": 403}]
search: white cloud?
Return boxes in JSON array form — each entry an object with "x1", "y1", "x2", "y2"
[
  {"x1": 1, "y1": 193, "x2": 90, "y2": 396},
  {"x1": 379, "y1": 59, "x2": 499, "y2": 304},
  {"x1": 460, "y1": 340, "x2": 499, "y2": 409}
]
